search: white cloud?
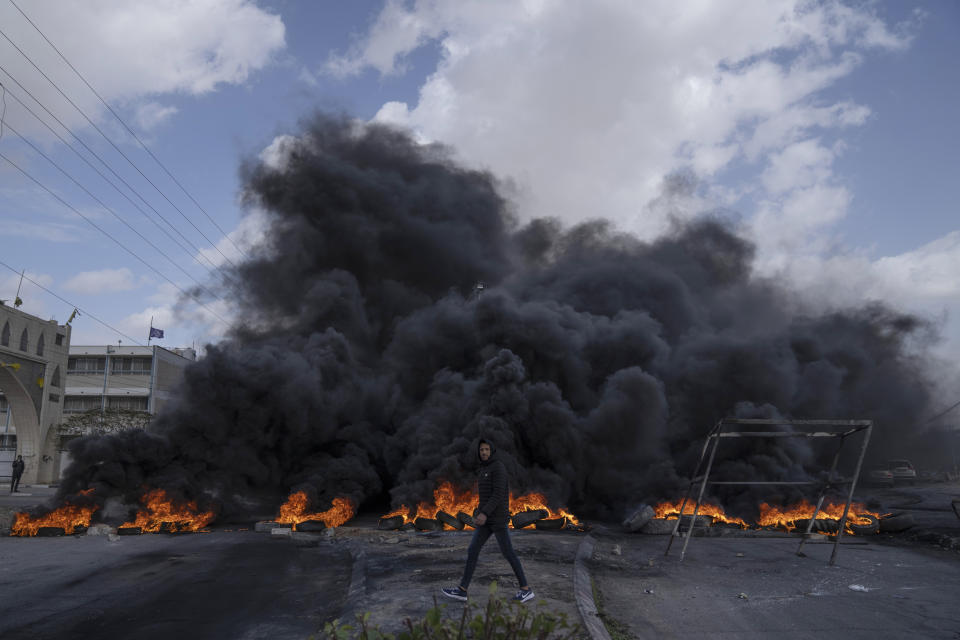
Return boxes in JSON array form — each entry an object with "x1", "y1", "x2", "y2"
[
  {"x1": 134, "y1": 102, "x2": 179, "y2": 131},
  {"x1": 258, "y1": 135, "x2": 299, "y2": 172},
  {"x1": 761, "y1": 138, "x2": 836, "y2": 195},
  {"x1": 347, "y1": 1, "x2": 960, "y2": 368},
  {"x1": 196, "y1": 207, "x2": 270, "y2": 268},
  {"x1": 772, "y1": 231, "x2": 960, "y2": 360},
  {"x1": 338, "y1": 0, "x2": 910, "y2": 241},
  {"x1": 62, "y1": 268, "x2": 138, "y2": 295},
  {"x1": 0, "y1": 0, "x2": 286, "y2": 137}
]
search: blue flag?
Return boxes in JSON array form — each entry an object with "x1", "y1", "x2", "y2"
[{"x1": 149, "y1": 327, "x2": 164, "y2": 339}]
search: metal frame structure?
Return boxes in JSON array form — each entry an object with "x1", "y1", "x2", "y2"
[{"x1": 664, "y1": 418, "x2": 872, "y2": 566}]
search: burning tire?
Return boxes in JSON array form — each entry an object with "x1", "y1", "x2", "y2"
[
  {"x1": 677, "y1": 514, "x2": 712, "y2": 531},
  {"x1": 296, "y1": 520, "x2": 327, "y2": 532},
  {"x1": 640, "y1": 518, "x2": 677, "y2": 535},
  {"x1": 400, "y1": 522, "x2": 415, "y2": 532},
  {"x1": 436, "y1": 511, "x2": 464, "y2": 530},
  {"x1": 378, "y1": 516, "x2": 404, "y2": 531},
  {"x1": 534, "y1": 517, "x2": 566, "y2": 530},
  {"x1": 117, "y1": 527, "x2": 142, "y2": 535},
  {"x1": 414, "y1": 517, "x2": 441, "y2": 531},
  {"x1": 850, "y1": 514, "x2": 879, "y2": 536},
  {"x1": 37, "y1": 526, "x2": 65, "y2": 537},
  {"x1": 879, "y1": 512, "x2": 915, "y2": 533},
  {"x1": 511, "y1": 510, "x2": 548, "y2": 529},
  {"x1": 456, "y1": 512, "x2": 475, "y2": 528},
  {"x1": 796, "y1": 518, "x2": 840, "y2": 534}
]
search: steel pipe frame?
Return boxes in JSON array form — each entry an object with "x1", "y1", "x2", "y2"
[{"x1": 664, "y1": 418, "x2": 873, "y2": 566}]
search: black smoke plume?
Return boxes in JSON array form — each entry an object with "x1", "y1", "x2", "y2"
[{"x1": 56, "y1": 113, "x2": 937, "y2": 523}]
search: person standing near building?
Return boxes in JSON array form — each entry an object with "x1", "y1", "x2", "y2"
[
  {"x1": 442, "y1": 438, "x2": 535, "y2": 603},
  {"x1": 10, "y1": 455, "x2": 24, "y2": 493}
]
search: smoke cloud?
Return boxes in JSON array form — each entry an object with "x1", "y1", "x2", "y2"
[{"x1": 57, "y1": 113, "x2": 938, "y2": 522}]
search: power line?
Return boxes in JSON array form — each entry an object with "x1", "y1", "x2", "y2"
[
  {"x1": 0, "y1": 72, "x2": 237, "y2": 288},
  {"x1": 0, "y1": 64, "x2": 232, "y2": 281},
  {"x1": 925, "y1": 398, "x2": 960, "y2": 426},
  {"x1": 7, "y1": 0, "x2": 250, "y2": 262},
  {"x1": 0, "y1": 258, "x2": 145, "y2": 346},
  {"x1": 0, "y1": 149, "x2": 229, "y2": 326},
  {"x1": 0, "y1": 24, "x2": 241, "y2": 271},
  {"x1": 1, "y1": 117, "x2": 224, "y2": 304}
]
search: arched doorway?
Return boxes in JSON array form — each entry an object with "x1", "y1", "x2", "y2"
[{"x1": 0, "y1": 362, "x2": 42, "y2": 484}]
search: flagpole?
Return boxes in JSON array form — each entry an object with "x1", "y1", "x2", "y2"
[
  {"x1": 14, "y1": 269, "x2": 24, "y2": 307},
  {"x1": 148, "y1": 316, "x2": 153, "y2": 345}
]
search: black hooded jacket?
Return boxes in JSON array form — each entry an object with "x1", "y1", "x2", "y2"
[{"x1": 477, "y1": 439, "x2": 509, "y2": 525}]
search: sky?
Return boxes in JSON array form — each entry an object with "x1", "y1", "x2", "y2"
[{"x1": 0, "y1": 0, "x2": 957, "y2": 378}]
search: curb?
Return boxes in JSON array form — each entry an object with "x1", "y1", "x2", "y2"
[{"x1": 574, "y1": 532, "x2": 612, "y2": 640}]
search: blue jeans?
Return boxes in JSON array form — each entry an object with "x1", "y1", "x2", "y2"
[{"x1": 460, "y1": 522, "x2": 528, "y2": 589}]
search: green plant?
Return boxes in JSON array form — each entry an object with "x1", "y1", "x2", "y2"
[{"x1": 315, "y1": 582, "x2": 581, "y2": 639}]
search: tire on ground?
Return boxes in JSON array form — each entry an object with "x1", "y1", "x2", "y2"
[
  {"x1": 879, "y1": 512, "x2": 915, "y2": 533},
  {"x1": 640, "y1": 518, "x2": 678, "y2": 535},
  {"x1": 511, "y1": 510, "x2": 548, "y2": 529},
  {"x1": 414, "y1": 517, "x2": 442, "y2": 531},
  {"x1": 436, "y1": 511, "x2": 464, "y2": 530},
  {"x1": 849, "y1": 514, "x2": 879, "y2": 536},
  {"x1": 378, "y1": 515, "x2": 404, "y2": 531},
  {"x1": 534, "y1": 517, "x2": 566, "y2": 530},
  {"x1": 623, "y1": 505, "x2": 655, "y2": 532}
]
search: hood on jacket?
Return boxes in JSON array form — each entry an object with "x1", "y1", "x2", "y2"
[{"x1": 478, "y1": 438, "x2": 496, "y2": 465}]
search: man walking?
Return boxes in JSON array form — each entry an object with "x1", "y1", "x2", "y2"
[
  {"x1": 10, "y1": 455, "x2": 24, "y2": 493},
  {"x1": 442, "y1": 438, "x2": 534, "y2": 603}
]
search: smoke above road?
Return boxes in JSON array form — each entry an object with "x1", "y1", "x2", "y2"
[{"x1": 58, "y1": 114, "x2": 937, "y2": 521}]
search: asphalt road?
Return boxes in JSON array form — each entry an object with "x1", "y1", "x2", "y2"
[
  {"x1": 0, "y1": 531, "x2": 352, "y2": 640},
  {"x1": 2, "y1": 482, "x2": 958, "y2": 639}
]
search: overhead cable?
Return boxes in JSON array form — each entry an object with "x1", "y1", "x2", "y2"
[
  {"x1": 0, "y1": 149, "x2": 229, "y2": 326},
  {"x1": 0, "y1": 25, "x2": 241, "y2": 271},
  {"x1": 0, "y1": 68, "x2": 237, "y2": 287},
  {"x1": 0, "y1": 258, "x2": 145, "y2": 346},
  {"x1": 2, "y1": 118, "x2": 225, "y2": 304},
  {"x1": 7, "y1": 0, "x2": 250, "y2": 261}
]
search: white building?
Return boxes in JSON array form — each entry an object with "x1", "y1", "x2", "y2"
[
  {"x1": 60, "y1": 345, "x2": 196, "y2": 476},
  {"x1": 0, "y1": 304, "x2": 71, "y2": 485},
  {"x1": 64, "y1": 345, "x2": 196, "y2": 416}
]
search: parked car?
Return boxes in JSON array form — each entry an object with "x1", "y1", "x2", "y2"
[
  {"x1": 887, "y1": 459, "x2": 917, "y2": 484},
  {"x1": 918, "y1": 469, "x2": 952, "y2": 483},
  {"x1": 863, "y1": 466, "x2": 894, "y2": 488}
]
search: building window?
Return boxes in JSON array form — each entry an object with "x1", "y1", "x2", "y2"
[
  {"x1": 55, "y1": 333, "x2": 64, "y2": 346},
  {"x1": 48, "y1": 393, "x2": 60, "y2": 403},
  {"x1": 51, "y1": 365, "x2": 61, "y2": 388},
  {"x1": 63, "y1": 396, "x2": 102, "y2": 413},
  {"x1": 107, "y1": 396, "x2": 148, "y2": 411},
  {"x1": 68, "y1": 357, "x2": 106, "y2": 375},
  {"x1": 111, "y1": 357, "x2": 152, "y2": 375},
  {"x1": 1, "y1": 321, "x2": 9, "y2": 346},
  {"x1": 19, "y1": 328, "x2": 28, "y2": 351},
  {"x1": 36, "y1": 333, "x2": 45, "y2": 356}
]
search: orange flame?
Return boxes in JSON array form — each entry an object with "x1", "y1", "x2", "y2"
[
  {"x1": 756, "y1": 500, "x2": 884, "y2": 532},
  {"x1": 654, "y1": 500, "x2": 748, "y2": 528},
  {"x1": 120, "y1": 488, "x2": 216, "y2": 533},
  {"x1": 12, "y1": 497, "x2": 99, "y2": 537},
  {"x1": 382, "y1": 481, "x2": 580, "y2": 528},
  {"x1": 654, "y1": 499, "x2": 884, "y2": 534},
  {"x1": 275, "y1": 492, "x2": 356, "y2": 529}
]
